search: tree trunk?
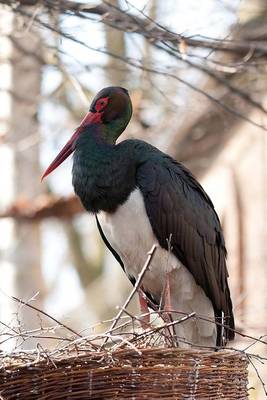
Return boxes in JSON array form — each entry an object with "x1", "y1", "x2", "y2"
[
  {"x1": 104, "y1": 0, "x2": 128, "y2": 86},
  {"x1": 0, "y1": 5, "x2": 45, "y2": 349},
  {"x1": 0, "y1": 5, "x2": 16, "y2": 350}
]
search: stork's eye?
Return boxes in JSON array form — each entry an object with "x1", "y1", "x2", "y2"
[{"x1": 95, "y1": 97, "x2": 109, "y2": 112}]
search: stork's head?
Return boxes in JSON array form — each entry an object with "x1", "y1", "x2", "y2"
[{"x1": 42, "y1": 87, "x2": 132, "y2": 180}]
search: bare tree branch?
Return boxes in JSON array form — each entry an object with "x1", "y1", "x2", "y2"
[
  {"x1": 4, "y1": 0, "x2": 267, "y2": 132},
  {"x1": 0, "y1": 194, "x2": 83, "y2": 220},
  {"x1": 2, "y1": 0, "x2": 267, "y2": 56}
]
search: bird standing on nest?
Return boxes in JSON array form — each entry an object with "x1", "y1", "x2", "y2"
[{"x1": 43, "y1": 87, "x2": 235, "y2": 348}]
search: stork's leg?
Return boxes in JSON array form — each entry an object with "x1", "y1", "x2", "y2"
[
  {"x1": 163, "y1": 272, "x2": 172, "y2": 313},
  {"x1": 161, "y1": 272, "x2": 178, "y2": 345},
  {"x1": 138, "y1": 290, "x2": 150, "y2": 329}
]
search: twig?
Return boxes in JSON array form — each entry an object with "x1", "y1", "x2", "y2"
[
  {"x1": 242, "y1": 335, "x2": 267, "y2": 352},
  {"x1": 9, "y1": 6, "x2": 267, "y2": 133},
  {"x1": 10, "y1": 295, "x2": 82, "y2": 339},
  {"x1": 247, "y1": 353, "x2": 267, "y2": 396},
  {"x1": 165, "y1": 309, "x2": 267, "y2": 347},
  {"x1": 159, "y1": 41, "x2": 267, "y2": 116},
  {"x1": 132, "y1": 312, "x2": 196, "y2": 343},
  {"x1": 120, "y1": 307, "x2": 174, "y2": 346}
]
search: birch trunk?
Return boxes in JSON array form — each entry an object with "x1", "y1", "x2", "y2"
[
  {"x1": 0, "y1": 6, "x2": 15, "y2": 350},
  {"x1": 0, "y1": 5, "x2": 45, "y2": 349}
]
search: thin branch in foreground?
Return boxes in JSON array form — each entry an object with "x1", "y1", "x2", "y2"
[
  {"x1": 247, "y1": 353, "x2": 267, "y2": 397},
  {"x1": 164, "y1": 308, "x2": 267, "y2": 347},
  {"x1": 128, "y1": 309, "x2": 197, "y2": 345},
  {"x1": 120, "y1": 307, "x2": 176, "y2": 347},
  {"x1": 10, "y1": 294, "x2": 82, "y2": 339}
]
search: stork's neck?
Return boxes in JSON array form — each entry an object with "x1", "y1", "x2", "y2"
[
  {"x1": 101, "y1": 99, "x2": 133, "y2": 144},
  {"x1": 72, "y1": 126, "x2": 136, "y2": 213}
]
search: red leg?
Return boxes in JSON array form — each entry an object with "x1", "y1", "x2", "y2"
[
  {"x1": 164, "y1": 272, "x2": 172, "y2": 313},
  {"x1": 162, "y1": 272, "x2": 177, "y2": 344},
  {"x1": 138, "y1": 290, "x2": 150, "y2": 329}
]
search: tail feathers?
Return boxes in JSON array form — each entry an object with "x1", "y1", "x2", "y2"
[
  {"x1": 223, "y1": 284, "x2": 235, "y2": 342},
  {"x1": 216, "y1": 293, "x2": 235, "y2": 347}
]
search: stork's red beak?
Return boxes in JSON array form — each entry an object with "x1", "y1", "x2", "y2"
[{"x1": 41, "y1": 111, "x2": 101, "y2": 180}]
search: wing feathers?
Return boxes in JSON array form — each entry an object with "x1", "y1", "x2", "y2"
[{"x1": 137, "y1": 157, "x2": 234, "y2": 342}]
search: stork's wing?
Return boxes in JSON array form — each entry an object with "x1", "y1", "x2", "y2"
[{"x1": 137, "y1": 157, "x2": 234, "y2": 341}]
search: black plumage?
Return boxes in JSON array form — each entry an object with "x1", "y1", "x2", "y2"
[
  {"x1": 82, "y1": 137, "x2": 234, "y2": 344},
  {"x1": 134, "y1": 141, "x2": 234, "y2": 343}
]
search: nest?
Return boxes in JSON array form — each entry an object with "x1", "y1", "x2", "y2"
[
  {"x1": 0, "y1": 347, "x2": 248, "y2": 399},
  {"x1": 0, "y1": 251, "x2": 252, "y2": 399}
]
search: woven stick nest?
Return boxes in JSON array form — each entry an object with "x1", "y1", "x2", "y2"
[
  {"x1": 1, "y1": 347, "x2": 248, "y2": 399},
  {"x1": 0, "y1": 248, "x2": 252, "y2": 399}
]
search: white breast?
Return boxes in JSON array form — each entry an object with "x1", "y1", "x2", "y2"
[{"x1": 98, "y1": 188, "x2": 216, "y2": 347}]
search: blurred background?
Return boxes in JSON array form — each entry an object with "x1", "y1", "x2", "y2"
[{"x1": 0, "y1": 0, "x2": 267, "y2": 397}]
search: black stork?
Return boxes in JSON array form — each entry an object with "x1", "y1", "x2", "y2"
[{"x1": 42, "y1": 86, "x2": 235, "y2": 348}]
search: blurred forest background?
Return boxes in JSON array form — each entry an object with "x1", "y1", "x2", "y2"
[{"x1": 0, "y1": 0, "x2": 267, "y2": 397}]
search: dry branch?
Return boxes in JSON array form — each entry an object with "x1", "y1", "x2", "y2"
[
  {"x1": 2, "y1": 0, "x2": 267, "y2": 57},
  {"x1": 4, "y1": 0, "x2": 267, "y2": 133},
  {"x1": 0, "y1": 194, "x2": 83, "y2": 220}
]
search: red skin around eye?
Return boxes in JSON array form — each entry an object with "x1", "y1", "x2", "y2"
[{"x1": 95, "y1": 97, "x2": 109, "y2": 112}]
